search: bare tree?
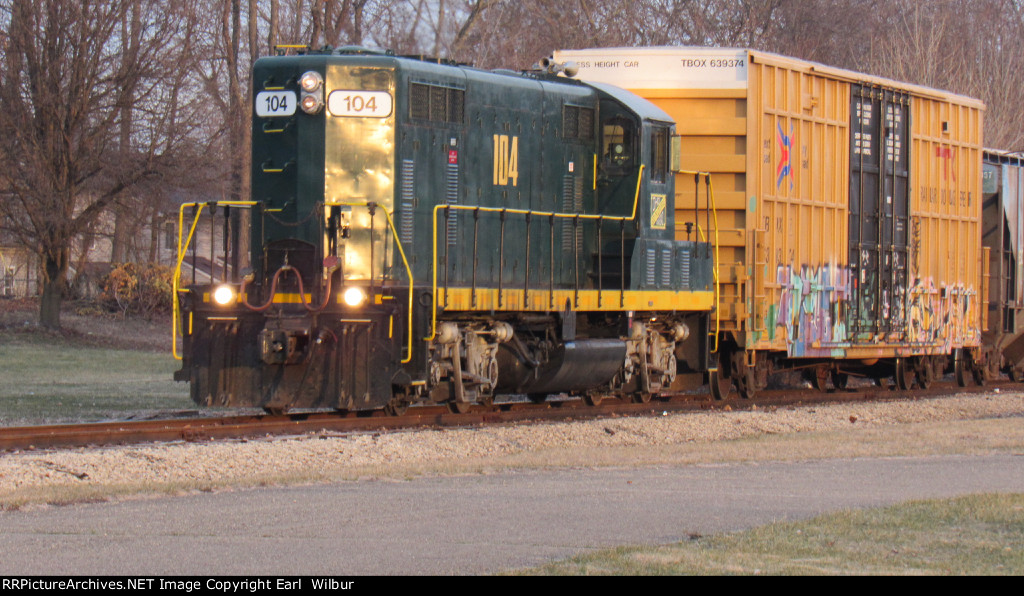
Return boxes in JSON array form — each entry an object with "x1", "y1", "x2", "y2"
[
  {"x1": 110, "y1": 0, "x2": 144, "y2": 266},
  {"x1": 861, "y1": 0, "x2": 1024, "y2": 150},
  {"x1": 0, "y1": 0, "x2": 203, "y2": 327},
  {"x1": 309, "y1": 0, "x2": 369, "y2": 47}
]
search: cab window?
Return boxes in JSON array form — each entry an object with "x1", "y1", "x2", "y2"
[
  {"x1": 650, "y1": 126, "x2": 669, "y2": 183},
  {"x1": 601, "y1": 116, "x2": 634, "y2": 174}
]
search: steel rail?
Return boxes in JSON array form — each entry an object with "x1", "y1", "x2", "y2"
[{"x1": 0, "y1": 381, "x2": 1007, "y2": 453}]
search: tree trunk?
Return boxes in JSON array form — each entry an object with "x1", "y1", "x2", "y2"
[
  {"x1": 39, "y1": 250, "x2": 68, "y2": 329},
  {"x1": 148, "y1": 205, "x2": 160, "y2": 263},
  {"x1": 249, "y1": 0, "x2": 259, "y2": 61},
  {"x1": 311, "y1": 0, "x2": 323, "y2": 47},
  {"x1": 111, "y1": 204, "x2": 129, "y2": 263},
  {"x1": 268, "y1": 0, "x2": 278, "y2": 50}
]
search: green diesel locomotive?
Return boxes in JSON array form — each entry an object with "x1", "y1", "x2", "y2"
[{"x1": 174, "y1": 47, "x2": 715, "y2": 413}]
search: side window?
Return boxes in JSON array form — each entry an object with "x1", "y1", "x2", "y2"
[
  {"x1": 164, "y1": 222, "x2": 176, "y2": 251},
  {"x1": 650, "y1": 126, "x2": 669, "y2": 183},
  {"x1": 602, "y1": 116, "x2": 635, "y2": 173}
]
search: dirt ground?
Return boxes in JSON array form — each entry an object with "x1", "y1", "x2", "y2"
[{"x1": 0, "y1": 297, "x2": 168, "y2": 353}]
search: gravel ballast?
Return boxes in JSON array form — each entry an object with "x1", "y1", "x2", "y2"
[{"x1": 2, "y1": 392, "x2": 1023, "y2": 505}]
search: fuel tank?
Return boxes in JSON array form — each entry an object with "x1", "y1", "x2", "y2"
[{"x1": 496, "y1": 338, "x2": 626, "y2": 395}]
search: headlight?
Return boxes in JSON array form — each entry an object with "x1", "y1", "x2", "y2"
[
  {"x1": 300, "y1": 93, "x2": 323, "y2": 114},
  {"x1": 299, "y1": 71, "x2": 324, "y2": 114},
  {"x1": 342, "y1": 287, "x2": 367, "y2": 307},
  {"x1": 212, "y1": 285, "x2": 236, "y2": 306},
  {"x1": 299, "y1": 71, "x2": 323, "y2": 92}
]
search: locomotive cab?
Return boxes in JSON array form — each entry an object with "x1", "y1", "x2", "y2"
[{"x1": 588, "y1": 82, "x2": 691, "y2": 293}]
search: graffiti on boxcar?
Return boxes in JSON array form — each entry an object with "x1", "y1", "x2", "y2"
[
  {"x1": 907, "y1": 276, "x2": 979, "y2": 349},
  {"x1": 906, "y1": 277, "x2": 938, "y2": 343},
  {"x1": 767, "y1": 263, "x2": 852, "y2": 356},
  {"x1": 911, "y1": 216, "x2": 921, "y2": 278},
  {"x1": 767, "y1": 264, "x2": 978, "y2": 356}
]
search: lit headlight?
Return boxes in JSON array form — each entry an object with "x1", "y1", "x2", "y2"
[
  {"x1": 213, "y1": 285, "x2": 236, "y2": 306},
  {"x1": 342, "y1": 287, "x2": 367, "y2": 307},
  {"x1": 298, "y1": 71, "x2": 324, "y2": 114},
  {"x1": 299, "y1": 71, "x2": 323, "y2": 93},
  {"x1": 300, "y1": 93, "x2": 323, "y2": 114}
]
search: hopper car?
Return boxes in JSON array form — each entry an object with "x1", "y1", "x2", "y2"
[{"x1": 981, "y1": 149, "x2": 1024, "y2": 381}]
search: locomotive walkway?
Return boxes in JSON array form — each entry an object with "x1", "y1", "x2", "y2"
[{"x1": 1, "y1": 453, "x2": 1022, "y2": 575}]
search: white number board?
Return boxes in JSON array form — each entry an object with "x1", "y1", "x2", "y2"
[
  {"x1": 327, "y1": 90, "x2": 393, "y2": 117},
  {"x1": 255, "y1": 91, "x2": 297, "y2": 117}
]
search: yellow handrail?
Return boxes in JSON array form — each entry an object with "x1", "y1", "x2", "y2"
[
  {"x1": 334, "y1": 202, "x2": 415, "y2": 364},
  {"x1": 677, "y1": 170, "x2": 720, "y2": 354},
  {"x1": 706, "y1": 176, "x2": 721, "y2": 353},
  {"x1": 426, "y1": 165, "x2": 645, "y2": 341},
  {"x1": 172, "y1": 201, "x2": 258, "y2": 360},
  {"x1": 172, "y1": 200, "x2": 415, "y2": 365}
]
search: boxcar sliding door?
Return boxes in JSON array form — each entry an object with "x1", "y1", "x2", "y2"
[{"x1": 849, "y1": 84, "x2": 911, "y2": 339}]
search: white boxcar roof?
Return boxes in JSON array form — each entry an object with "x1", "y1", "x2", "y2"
[{"x1": 552, "y1": 47, "x2": 984, "y2": 108}]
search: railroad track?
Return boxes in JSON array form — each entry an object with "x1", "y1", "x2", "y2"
[{"x1": 0, "y1": 380, "x2": 1008, "y2": 453}]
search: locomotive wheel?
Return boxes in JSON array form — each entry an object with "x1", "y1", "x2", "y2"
[
  {"x1": 447, "y1": 400, "x2": 472, "y2": 414},
  {"x1": 631, "y1": 392, "x2": 653, "y2": 404},
  {"x1": 383, "y1": 388, "x2": 412, "y2": 416},
  {"x1": 831, "y1": 370, "x2": 850, "y2": 390},
  {"x1": 894, "y1": 358, "x2": 914, "y2": 391},
  {"x1": 583, "y1": 393, "x2": 604, "y2": 406},
  {"x1": 709, "y1": 368, "x2": 731, "y2": 400},
  {"x1": 811, "y1": 365, "x2": 830, "y2": 392},
  {"x1": 1010, "y1": 367, "x2": 1024, "y2": 383},
  {"x1": 383, "y1": 399, "x2": 410, "y2": 417}
]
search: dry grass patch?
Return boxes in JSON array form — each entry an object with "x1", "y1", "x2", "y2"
[{"x1": 522, "y1": 493, "x2": 1024, "y2": 575}]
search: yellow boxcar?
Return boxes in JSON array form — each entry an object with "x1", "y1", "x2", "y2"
[{"x1": 554, "y1": 47, "x2": 985, "y2": 396}]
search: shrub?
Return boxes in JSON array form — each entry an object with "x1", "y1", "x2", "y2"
[{"x1": 100, "y1": 262, "x2": 175, "y2": 318}]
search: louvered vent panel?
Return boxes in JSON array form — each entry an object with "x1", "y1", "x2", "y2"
[
  {"x1": 400, "y1": 160, "x2": 415, "y2": 245},
  {"x1": 561, "y1": 175, "x2": 575, "y2": 253},
  {"x1": 679, "y1": 248, "x2": 691, "y2": 288},
  {"x1": 446, "y1": 161, "x2": 459, "y2": 246}
]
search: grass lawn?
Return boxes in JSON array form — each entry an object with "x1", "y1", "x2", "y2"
[
  {"x1": 0, "y1": 335, "x2": 193, "y2": 425},
  {"x1": 0, "y1": 300, "x2": 194, "y2": 425},
  {"x1": 522, "y1": 493, "x2": 1024, "y2": 575}
]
